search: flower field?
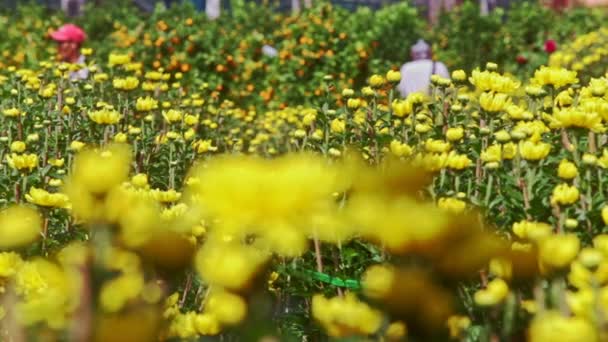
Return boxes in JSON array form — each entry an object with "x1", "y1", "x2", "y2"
[{"x1": 2, "y1": 1, "x2": 608, "y2": 342}]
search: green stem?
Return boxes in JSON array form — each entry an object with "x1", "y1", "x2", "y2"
[{"x1": 484, "y1": 172, "x2": 494, "y2": 208}]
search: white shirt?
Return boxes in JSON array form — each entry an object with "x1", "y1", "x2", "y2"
[
  {"x1": 70, "y1": 55, "x2": 89, "y2": 81},
  {"x1": 397, "y1": 59, "x2": 450, "y2": 98}
]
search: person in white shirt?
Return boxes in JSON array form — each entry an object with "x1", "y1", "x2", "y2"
[{"x1": 397, "y1": 39, "x2": 450, "y2": 98}]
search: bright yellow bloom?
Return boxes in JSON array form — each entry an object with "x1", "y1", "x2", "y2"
[
  {"x1": 330, "y1": 118, "x2": 346, "y2": 134},
  {"x1": 10, "y1": 141, "x2": 26, "y2": 153},
  {"x1": 389, "y1": 140, "x2": 412, "y2": 157},
  {"x1": 446, "y1": 152, "x2": 472, "y2": 170},
  {"x1": 558, "y1": 159, "x2": 578, "y2": 180},
  {"x1": 113, "y1": 76, "x2": 140, "y2": 90},
  {"x1": 6, "y1": 153, "x2": 37, "y2": 172},
  {"x1": 549, "y1": 108, "x2": 605, "y2": 132},
  {"x1": 555, "y1": 90, "x2": 574, "y2": 108},
  {"x1": 108, "y1": 53, "x2": 132, "y2": 66},
  {"x1": 163, "y1": 109, "x2": 183, "y2": 123},
  {"x1": 89, "y1": 108, "x2": 121, "y2": 125},
  {"x1": 481, "y1": 144, "x2": 502, "y2": 163},
  {"x1": 479, "y1": 92, "x2": 510, "y2": 112},
  {"x1": 135, "y1": 96, "x2": 159, "y2": 112},
  {"x1": 445, "y1": 127, "x2": 464, "y2": 141},
  {"x1": 369, "y1": 74, "x2": 385, "y2": 88},
  {"x1": 437, "y1": 197, "x2": 466, "y2": 214},
  {"x1": 94, "y1": 73, "x2": 109, "y2": 82},
  {"x1": 362, "y1": 86, "x2": 375, "y2": 96},
  {"x1": 512, "y1": 220, "x2": 552, "y2": 241},
  {"x1": 347, "y1": 98, "x2": 362, "y2": 109},
  {"x1": 474, "y1": 278, "x2": 509, "y2": 306},
  {"x1": 551, "y1": 183, "x2": 580, "y2": 206},
  {"x1": 502, "y1": 142, "x2": 517, "y2": 160},
  {"x1": 531, "y1": 66, "x2": 578, "y2": 89},
  {"x1": 342, "y1": 88, "x2": 355, "y2": 97},
  {"x1": 114, "y1": 132, "x2": 127, "y2": 143},
  {"x1": 0, "y1": 205, "x2": 42, "y2": 249},
  {"x1": 506, "y1": 104, "x2": 533, "y2": 120},
  {"x1": 519, "y1": 137, "x2": 551, "y2": 161},
  {"x1": 494, "y1": 130, "x2": 510, "y2": 142},
  {"x1": 452, "y1": 69, "x2": 466, "y2": 82},
  {"x1": 312, "y1": 293, "x2": 382, "y2": 337},
  {"x1": 25, "y1": 187, "x2": 70, "y2": 208},
  {"x1": 3, "y1": 107, "x2": 22, "y2": 117},
  {"x1": 131, "y1": 173, "x2": 149, "y2": 189},
  {"x1": 425, "y1": 139, "x2": 451, "y2": 153},
  {"x1": 193, "y1": 140, "x2": 218, "y2": 154},
  {"x1": 392, "y1": 99, "x2": 413, "y2": 117},
  {"x1": 386, "y1": 70, "x2": 401, "y2": 83},
  {"x1": 468, "y1": 69, "x2": 520, "y2": 93},
  {"x1": 184, "y1": 114, "x2": 199, "y2": 126}
]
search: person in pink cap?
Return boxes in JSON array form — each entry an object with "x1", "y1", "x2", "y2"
[{"x1": 50, "y1": 23, "x2": 89, "y2": 80}]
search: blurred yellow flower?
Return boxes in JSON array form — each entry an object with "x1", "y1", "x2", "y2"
[
  {"x1": 204, "y1": 290, "x2": 247, "y2": 325},
  {"x1": 529, "y1": 311, "x2": 596, "y2": 342},
  {"x1": 539, "y1": 234, "x2": 580, "y2": 272},
  {"x1": 70, "y1": 141, "x2": 86, "y2": 152},
  {"x1": 0, "y1": 205, "x2": 42, "y2": 249},
  {"x1": 3, "y1": 107, "x2": 22, "y2": 117},
  {"x1": 312, "y1": 293, "x2": 382, "y2": 337}
]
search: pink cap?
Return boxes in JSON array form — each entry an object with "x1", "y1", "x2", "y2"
[{"x1": 50, "y1": 24, "x2": 86, "y2": 44}]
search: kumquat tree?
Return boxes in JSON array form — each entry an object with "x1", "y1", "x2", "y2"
[{"x1": 1, "y1": 0, "x2": 608, "y2": 341}]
